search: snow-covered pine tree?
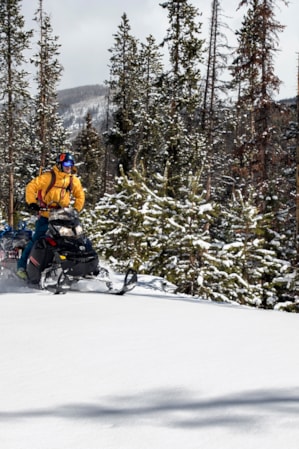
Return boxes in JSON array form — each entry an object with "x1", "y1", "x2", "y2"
[
  {"x1": 132, "y1": 35, "x2": 166, "y2": 177},
  {"x1": 30, "y1": 0, "x2": 67, "y2": 170},
  {"x1": 201, "y1": 190, "x2": 292, "y2": 307},
  {"x1": 106, "y1": 13, "x2": 141, "y2": 174},
  {"x1": 230, "y1": 0, "x2": 287, "y2": 189},
  {"x1": 228, "y1": 0, "x2": 297, "y2": 294},
  {"x1": 83, "y1": 166, "x2": 214, "y2": 295},
  {"x1": 145, "y1": 171, "x2": 213, "y2": 295},
  {"x1": 73, "y1": 112, "x2": 106, "y2": 208},
  {"x1": 159, "y1": 0, "x2": 205, "y2": 195},
  {"x1": 0, "y1": 0, "x2": 33, "y2": 226},
  {"x1": 83, "y1": 167, "x2": 151, "y2": 272}
]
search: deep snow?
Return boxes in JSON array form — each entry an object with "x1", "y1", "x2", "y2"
[{"x1": 0, "y1": 275, "x2": 299, "y2": 449}]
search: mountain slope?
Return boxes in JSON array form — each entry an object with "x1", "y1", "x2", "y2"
[
  {"x1": 57, "y1": 84, "x2": 297, "y2": 140},
  {"x1": 58, "y1": 84, "x2": 108, "y2": 136}
]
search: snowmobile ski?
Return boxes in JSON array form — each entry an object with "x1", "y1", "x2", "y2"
[
  {"x1": 41, "y1": 267, "x2": 137, "y2": 295},
  {"x1": 107, "y1": 268, "x2": 138, "y2": 296}
]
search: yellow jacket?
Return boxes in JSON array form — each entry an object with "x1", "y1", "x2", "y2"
[{"x1": 26, "y1": 165, "x2": 85, "y2": 218}]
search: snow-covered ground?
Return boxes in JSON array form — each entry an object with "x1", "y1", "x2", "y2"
[{"x1": 0, "y1": 274, "x2": 299, "y2": 449}]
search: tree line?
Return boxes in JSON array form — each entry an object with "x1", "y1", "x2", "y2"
[{"x1": 0, "y1": 0, "x2": 297, "y2": 310}]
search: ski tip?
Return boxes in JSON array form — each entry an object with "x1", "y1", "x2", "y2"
[{"x1": 124, "y1": 268, "x2": 138, "y2": 286}]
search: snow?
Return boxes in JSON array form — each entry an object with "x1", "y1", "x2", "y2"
[{"x1": 0, "y1": 275, "x2": 299, "y2": 449}]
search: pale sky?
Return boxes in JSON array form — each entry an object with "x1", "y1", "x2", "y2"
[{"x1": 22, "y1": 0, "x2": 298, "y2": 100}]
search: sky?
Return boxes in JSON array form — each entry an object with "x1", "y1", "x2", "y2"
[
  {"x1": 21, "y1": 0, "x2": 298, "y2": 100},
  {"x1": 0, "y1": 273, "x2": 299, "y2": 449}
]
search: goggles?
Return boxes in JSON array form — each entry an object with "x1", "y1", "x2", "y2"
[{"x1": 62, "y1": 160, "x2": 74, "y2": 167}]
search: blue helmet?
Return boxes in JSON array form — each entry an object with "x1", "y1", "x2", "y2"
[{"x1": 56, "y1": 152, "x2": 75, "y2": 170}]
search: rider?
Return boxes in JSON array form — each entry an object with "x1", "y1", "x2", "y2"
[{"x1": 16, "y1": 152, "x2": 85, "y2": 280}]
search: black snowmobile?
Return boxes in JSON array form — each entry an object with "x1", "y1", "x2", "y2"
[
  {"x1": 1, "y1": 208, "x2": 137, "y2": 295},
  {"x1": 27, "y1": 207, "x2": 137, "y2": 294}
]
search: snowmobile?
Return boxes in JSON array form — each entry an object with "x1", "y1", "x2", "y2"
[
  {"x1": 1, "y1": 208, "x2": 137, "y2": 295},
  {"x1": 0, "y1": 223, "x2": 32, "y2": 275}
]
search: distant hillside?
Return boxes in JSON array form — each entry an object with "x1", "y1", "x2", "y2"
[
  {"x1": 279, "y1": 96, "x2": 297, "y2": 106},
  {"x1": 57, "y1": 84, "x2": 108, "y2": 138},
  {"x1": 57, "y1": 84, "x2": 297, "y2": 139}
]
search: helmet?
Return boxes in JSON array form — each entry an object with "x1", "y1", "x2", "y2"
[{"x1": 56, "y1": 153, "x2": 75, "y2": 170}]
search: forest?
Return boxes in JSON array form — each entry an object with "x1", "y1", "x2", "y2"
[{"x1": 0, "y1": 0, "x2": 298, "y2": 310}]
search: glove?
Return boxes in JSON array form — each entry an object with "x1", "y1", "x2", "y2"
[{"x1": 27, "y1": 203, "x2": 40, "y2": 212}]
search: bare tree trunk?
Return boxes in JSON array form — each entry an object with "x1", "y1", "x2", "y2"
[
  {"x1": 38, "y1": 0, "x2": 47, "y2": 171},
  {"x1": 202, "y1": 0, "x2": 219, "y2": 201},
  {"x1": 202, "y1": 0, "x2": 218, "y2": 133},
  {"x1": 7, "y1": 8, "x2": 14, "y2": 227},
  {"x1": 296, "y1": 58, "x2": 299, "y2": 258}
]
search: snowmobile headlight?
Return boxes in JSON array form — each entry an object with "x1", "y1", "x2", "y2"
[
  {"x1": 57, "y1": 226, "x2": 74, "y2": 237},
  {"x1": 75, "y1": 225, "x2": 83, "y2": 236}
]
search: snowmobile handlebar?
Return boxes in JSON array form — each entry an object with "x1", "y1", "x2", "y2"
[
  {"x1": 27, "y1": 203, "x2": 79, "y2": 215},
  {"x1": 40, "y1": 206, "x2": 80, "y2": 218}
]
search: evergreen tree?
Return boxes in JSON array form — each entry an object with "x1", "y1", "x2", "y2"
[
  {"x1": 83, "y1": 166, "x2": 214, "y2": 295},
  {"x1": 132, "y1": 35, "x2": 166, "y2": 176},
  {"x1": 160, "y1": 0, "x2": 205, "y2": 193},
  {"x1": 230, "y1": 0, "x2": 287, "y2": 188},
  {"x1": 73, "y1": 112, "x2": 106, "y2": 208},
  {"x1": 30, "y1": 0, "x2": 66, "y2": 170},
  {"x1": 106, "y1": 13, "x2": 140, "y2": 174},
  {"x1": 0, "y1": 0, "x2": 32, "y2": 226},
  {"x1": 202, "y1": 190, "x2": 293, "y2": 307},
  {"x1": 228, "y1": 0, "x2": 297, "y2": 274}
]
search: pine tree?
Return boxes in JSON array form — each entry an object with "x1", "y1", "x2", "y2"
[
  {"x1": 83, "y1": 166, "x2": 214, "y2": 294},
  {"x1": 131, "y1": 34, "x2": 166, "y2": 176},
  {"x1": 202, "y1": 190, "x2": 293, "y2": 307},
  {"x1": 106, "y1": 13, "x2": 140, "y2": 174},
  {"x1": 227, "y1": 0, "x2": 297, "y2": 279},
  {"x1": 146, "y1": 171, "x2": 213, "y2": 295},
  {"x1": 160, "y1": 0, "x2": 205, "y2": 194},
  {"x1": 30, "y1": 0, "x2": 66, "y2": 170},
  {"x1": 230, "y1": 0, "x2": 287, "y2": 188},
  {"x1": 73, "y1": 112, "x2": 106, "y2": 208},
  {"x1": 0, "y1": 0, "x2": 32, "y2": 226}
]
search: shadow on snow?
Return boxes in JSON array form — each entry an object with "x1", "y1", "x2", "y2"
[{"x1": 1, "y1": 387, "x2": 299, "y2": 429}]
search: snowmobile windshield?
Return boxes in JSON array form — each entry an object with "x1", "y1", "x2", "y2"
[
  {"x1": 49, "y1": 208, "x2": 77, "y2": 222},
  {"x1": 49, "y1": 208, "x2": 83, "y2": 238}
]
